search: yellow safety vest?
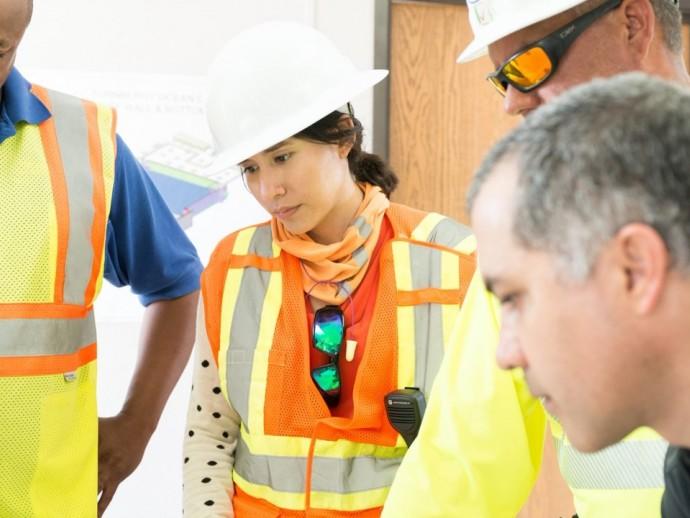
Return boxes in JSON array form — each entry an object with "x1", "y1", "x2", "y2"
[
  {"x1": 551, "y1": 419, "x2": 666, "y2": 516},
  {"x1": 0, "y1": 85, "x2": 115, "y2": 517},
  {"x1": 202, "y1": 205, "x2": 476, "y2": 515}
]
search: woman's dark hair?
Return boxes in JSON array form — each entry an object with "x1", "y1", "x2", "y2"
[{"x1": 294, "y1": 107, "x2": 399, "y2": 197}]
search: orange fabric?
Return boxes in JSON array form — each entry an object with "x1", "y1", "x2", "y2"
[
  {"x1": 307, "y1": 217, "x2": 393, "y2": 419},
  {"x1": 271, "y1": 184, "x2": 389, "y2": 304},
  {"x1": 0, "y1": 343, "x2": 96, "y2": 376},
  {"x1": 233, "y1": 486, "x2": 382, "y2": 518},
  {"x1": 384, "y1": 203, "x2": 428, "y2": 237},
  {"x1": 397, "y1": 288, "x2": 463, "y2": 306},
  {"x1": 202, "y1": 230, "x2": 242, "y2": 366},
  {"x1": 0, "y1": 304, "x2": 91, "y2": 319},
  {"x1": 83, "y1": 100, "x2": 107, "y2": 305},
  {"x1": 32, "y1": 85, "x2": 69, "y2": 304},
  {"x1": 202, "y1": 205, "x2": 475, "y2": 515},
  {"x1": 263, "y1": 244, "x2": 399, "y2": 446}
]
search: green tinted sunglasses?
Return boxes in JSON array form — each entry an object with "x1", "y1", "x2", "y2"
[{"x1": 311, "y1": 305, "x2": 345, "y2": 406}]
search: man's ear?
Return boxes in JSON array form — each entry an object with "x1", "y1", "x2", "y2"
[
  {"x1": 337, "y1": 114, "x2": 355, "y2": 158},
  {"x1": 620, "y1": 0, "x2": 656, "y2": 64},
  {"x1": 612, "y1": 222, "x2": 669, "y2": 314}
]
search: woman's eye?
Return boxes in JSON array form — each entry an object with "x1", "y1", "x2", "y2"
[
  {"x1": 275, "y1": 152, "x2": 292, "y2": 163},
  {"x1": 240, "y1": 165, "x2": 258, "y2": 175}
]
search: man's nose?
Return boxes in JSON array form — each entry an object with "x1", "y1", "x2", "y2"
[{"x1": 503, "y1": 85, "x2": 542, "y2": 117}]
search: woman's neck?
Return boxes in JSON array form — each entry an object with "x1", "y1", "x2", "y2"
[{"x1": 308, "y1": 182, "x2": 364, "y2": 245}]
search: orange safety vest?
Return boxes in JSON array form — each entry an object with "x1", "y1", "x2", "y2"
[
  {"x1": 0, "y1": 86, "x2": 116, "y2": 517},
  {"x1": 202, "y1": 203, "x2": 476, "y2": 517}
]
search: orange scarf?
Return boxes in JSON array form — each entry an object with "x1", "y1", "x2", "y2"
[{"x1": 271, "y1": 183, "x2": 390, "y2": 304}]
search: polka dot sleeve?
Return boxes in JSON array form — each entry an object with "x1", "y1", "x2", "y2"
[{"x1": 183, "y1": 304, "x2": 240, "y2": 517}]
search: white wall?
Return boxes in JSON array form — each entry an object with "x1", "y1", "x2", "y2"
[{"x1": 16, "y1": 2, "x2": 377, "y2": 517}]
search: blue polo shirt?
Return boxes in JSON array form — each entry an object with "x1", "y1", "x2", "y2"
[{"x1": 0, "y1": 68, "x2": 202, "y2": 305}]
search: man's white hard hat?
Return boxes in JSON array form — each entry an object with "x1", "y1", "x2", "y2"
[
  {"x1": 457, "y1": 0, "x2": 587, "y2": 63},
  {"x1": 206, "y1": 21, "x2": 388, "y2": 168}
]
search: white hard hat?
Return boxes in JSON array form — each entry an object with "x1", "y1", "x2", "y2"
[
  {"x1": 206, "y1": 21, "x2": 388, "y2": 167},
  {"x1": 457, "y1": 0, "x2": 586, "y2": 63}
]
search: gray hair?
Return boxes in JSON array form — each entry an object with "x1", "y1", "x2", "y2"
[
  {"x1": 574, "y1": 0, "x2": 682, "y2": 54},
  {"x1": 468, "y1": 72, "x2": 690, "y2": 279},
  {"x1": 650, "y1": 0, "x2": 682, "y2": 53}
]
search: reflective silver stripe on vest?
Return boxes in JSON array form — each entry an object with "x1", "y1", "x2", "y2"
[
  {"x1": 234, "y1": 434, "x2": 401, "y2": 494},
  {"x1": 555, "y1": 436, "x2": 668, "y2": 489},
  {"x1": 408, "y1": 243, "x2": 445, "y2": 395},
  {"x1": 48, "y1": 89, "x2": 97, "y2": 306},
  {"x1": 0, "y1": 310, "x2": 96, "y2": 356},
  {"x1": 424, "y1": 218, "x2": 472, "y2": 250},
  {"x1": 226, "y1": 226, "x2": 276, "y2": 430}
]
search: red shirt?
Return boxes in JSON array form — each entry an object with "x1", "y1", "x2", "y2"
[{"x1": 306, "y1": 216, "x2": 394, "y2": 418}]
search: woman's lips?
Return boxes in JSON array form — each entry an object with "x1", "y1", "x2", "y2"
[{"x1": 272, "y1": 205, "x2": 300, "y2": 219}]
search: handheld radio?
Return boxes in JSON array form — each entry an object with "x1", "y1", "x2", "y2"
[{"x1": 384, "y1": 387, "x2": 426, "y2": 447}]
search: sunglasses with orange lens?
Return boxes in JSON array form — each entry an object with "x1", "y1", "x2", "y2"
[{"x1": 487, "y1": 0, "x2": 622, "y2": 96}]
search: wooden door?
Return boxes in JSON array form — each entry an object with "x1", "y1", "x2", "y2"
[{"x1": 388, "y1": 0, "x2": 518, "y2": 225}]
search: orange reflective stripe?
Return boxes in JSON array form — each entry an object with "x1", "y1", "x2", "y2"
[
  {"x1": 0, "y1": 304, "x2": 91, "y2": 319},
  {"x1": 395, "y1": 238, "x2": 475, "y2": 307},
  {"x1": 397, "y1": 288, "x2": 463, "y2": 306},
  {"x1": 233, "y1": 486, "x2": 382, "y2": 517},
  {"x1": 32, "y1": 85, "x2": 69, "y2": 304},
  {"x1": 0, "y1": 342, "x2": 96, "y2": 376},
  {"x1": 458, "y1": 253, "x2": 476, "y2": 304},
  {"x1": 82, "y1": 101, "x2": 107, "y2": 304}
]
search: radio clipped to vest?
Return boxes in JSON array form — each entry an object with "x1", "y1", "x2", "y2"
[{"x1": 384, "y1": 387, "x2": 426, "y2": 447}]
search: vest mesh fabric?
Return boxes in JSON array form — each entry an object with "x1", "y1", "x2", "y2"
[
  {"x1": 265, "y1": 255, "x2": 331, "y2": 437},
  {"x1": 0, "y1": 126, "x2": 56, "y2": 302},
  {"x1": 0, "y1": 363, "x2": 97, "y2": 518}
]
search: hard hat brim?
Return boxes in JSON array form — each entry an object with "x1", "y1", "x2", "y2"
[
  {"x1": 208, "y1": 68, "x2": 389, "y2": 172},
  {"x1": 456, "y1": 0, "x2": 586, "y2": 64}
]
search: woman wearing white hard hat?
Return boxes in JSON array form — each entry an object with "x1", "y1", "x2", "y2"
[{"x1": 182, "y1": 21, "x2": 476, "y2": 517}]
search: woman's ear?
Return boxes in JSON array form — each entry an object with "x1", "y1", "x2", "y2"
[{"x1": 337, "y1": 114, "x2": 355, "y2": 158}]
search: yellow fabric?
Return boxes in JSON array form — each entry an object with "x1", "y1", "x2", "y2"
[
  {"x1": 246, "y1": 265, "x2": 282, "y2": 435},
  {"x1": 382, "y1": 272, "x2": 548, "y2": 517},
  {"x1": 92, "y1": 104, "x2": 116, "y2": 299},
  {"x1": 383, "y1": 270, "x2": 664, "y2": 517},
  {"x1": 271, "y1": 183, "x2": 389, "y2": 304},
  {"x1": 572, "y1": 488, "x2": 663, "y2": 517},
  {"x1": 550, "y1": 420, "x2": 664, "y2": 517},
  {"x1": 0, "y1": 124, "x2": 57, "y2": 303},
  {"x1": 0, "y1": 362, "x2": 97, "y2": 518},
  {"x1": 409, "y1": 212, "x2": 445, "y2": 242}
]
